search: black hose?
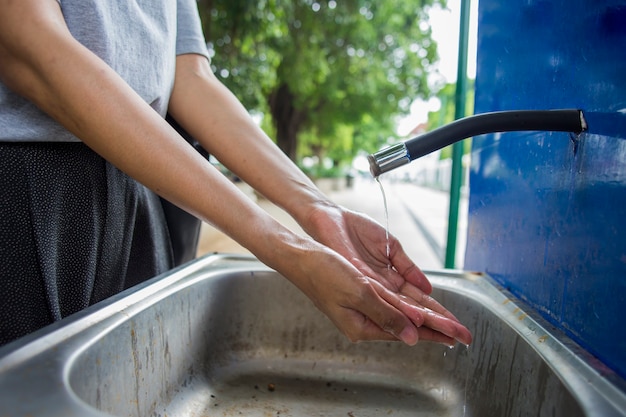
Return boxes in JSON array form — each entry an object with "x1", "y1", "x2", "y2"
[{"x1": 405, "y1": 109, "x2": 586, "y2": 161}]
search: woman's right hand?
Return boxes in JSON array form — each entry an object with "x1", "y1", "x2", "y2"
[{"x1": 270, "y1": 235, "x2": 472, "y2": 347}]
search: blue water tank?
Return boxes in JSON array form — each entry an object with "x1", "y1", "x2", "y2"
[{"x1": 466, "y1": 0, "x2": 626, "y2": 378}]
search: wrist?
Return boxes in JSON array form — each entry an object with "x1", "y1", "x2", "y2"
[
  {"x1": 252, "y1": 224, "x2": 325, "y2": 282},
  {"x1": 276, "y1": 181, "x2": 338, "y2": 235},
  {"x1": 297, "y1": 198, "x2": 345, "y2": 243}
]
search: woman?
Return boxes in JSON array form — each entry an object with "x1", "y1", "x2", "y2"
[{"x1": 0, "y1": 0, "x2": 471, "y2": 347}]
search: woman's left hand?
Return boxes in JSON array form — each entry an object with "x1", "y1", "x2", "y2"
[{"x1": 303, "y1": 203, "x2": 472, "y2": 346}]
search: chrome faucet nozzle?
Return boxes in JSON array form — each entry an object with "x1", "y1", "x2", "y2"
[
  {"x1": 367, "y1": 142, "x2": 410, "y2": 177},
  {"x1": 367, "y1": 109, "x2": 586, "y2": 177}
]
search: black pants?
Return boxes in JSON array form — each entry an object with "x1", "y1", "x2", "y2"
[{"x1": 0, "y1": 142, "x2": 174, "y2": 345}]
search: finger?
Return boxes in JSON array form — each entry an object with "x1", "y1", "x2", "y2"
[
  {"x1": 356, "y1": 279, "x2": 472, "y2": 346},
  {"x1": 399, "y1": 281, "x2": 461, "y2": 322},
  {"x1": 350, "y1": 279, "x2": 420, "y2": 345},
  {"x1": 386, "y1": 279, "x2": 472, "y2": 344},
  {"x1": 368, "y1": 287, "x2": 472, "y2": 346},
  {"x1": 337, "y1": 309, "x2": 409, "y2": 343},
  {"x1": 418, "y1": 306, "x2": 473, "y2": 345},
  {"x1": 416, "y1": 327, "x2": 456, "y2": 346},
  {"x1": 388, "y1": 240, "x2": 433, "y2": 294}
]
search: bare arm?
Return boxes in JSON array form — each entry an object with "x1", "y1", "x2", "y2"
[
  {"x1": 168, "y1": 55, "x2": 326, "y2": 228},
  {"x1": 0, "y1": 0, "x2": 470, "y2": 346},
  {"x1": 0, "y1": 2, "x2": 318, "y2": 289},
  {"x1": 169, "y1": 55, "x2": 472, "y2": 345},
  {"x1": 168, "y1": 55, "x2": 438, "y2": 292}
]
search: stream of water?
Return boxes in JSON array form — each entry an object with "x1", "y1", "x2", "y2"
[{"x1": 375, "y1": 176, "x2": 390, "y2": 266}]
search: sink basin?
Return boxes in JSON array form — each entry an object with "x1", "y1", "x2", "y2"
[{"x1": 0, "y1": 254, "x2": 624, "y2": 416}]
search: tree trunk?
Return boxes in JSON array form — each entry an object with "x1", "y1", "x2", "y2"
[{"x1": 268, "y1": 83, "x2": 306, "y2": 161}]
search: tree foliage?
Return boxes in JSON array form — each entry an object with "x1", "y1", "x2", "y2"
[{"x1": 198, "y1": 0, "x2": 445, "y2": 171}]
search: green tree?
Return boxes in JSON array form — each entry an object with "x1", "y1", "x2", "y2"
[{"x1": 199, "y1": 0, "x2": 444, "y2": 168}]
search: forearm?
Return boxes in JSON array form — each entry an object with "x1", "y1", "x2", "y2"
[{"x1": 168, "y1": 55, "x2": 338, "y2": 233}]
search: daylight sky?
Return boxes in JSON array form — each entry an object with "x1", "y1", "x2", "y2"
[{"x1": 396, "y1": 0, "x2": 478, "y2": 136}]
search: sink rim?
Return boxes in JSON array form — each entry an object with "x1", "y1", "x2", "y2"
[{"x1": 0, "y1": 253, "x2": 624, "y2": 417}]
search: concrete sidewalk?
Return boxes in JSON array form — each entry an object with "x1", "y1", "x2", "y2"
[{"x1": 196, "y1": 178, "x2": 467, "y2": 270}]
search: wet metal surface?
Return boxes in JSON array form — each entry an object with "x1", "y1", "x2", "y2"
[{"x1": 0, "y1": 254, "x2": 624, "y2": 416}]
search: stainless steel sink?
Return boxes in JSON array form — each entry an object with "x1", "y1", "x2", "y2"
[{"x1": 0, "y1": 254, "x2": 624, "y2": 416}]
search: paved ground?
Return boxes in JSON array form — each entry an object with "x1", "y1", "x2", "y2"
[{"x1": 196, "y1": 177, "x2": 468, "y2": 271}]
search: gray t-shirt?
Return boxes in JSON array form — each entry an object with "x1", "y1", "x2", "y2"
[{"x1": 0, "y1": 0, "x2": 209, "y2": 142}]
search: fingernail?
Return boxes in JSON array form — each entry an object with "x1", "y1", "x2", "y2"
[{"x1": 399, "y1": 327, "x2": 418, "y2": 346}]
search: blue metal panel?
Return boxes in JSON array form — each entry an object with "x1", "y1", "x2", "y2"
[{"x1": 467, "y1": 0, "x2": 626, "y2": 378}]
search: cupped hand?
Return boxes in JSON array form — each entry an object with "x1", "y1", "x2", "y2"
[
  {"x1": 301, "y1": 203, "x2": 473, "y2": 346},
  {"x1": 280, "y1": 243, "x2": 419, "y2": 345}
]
